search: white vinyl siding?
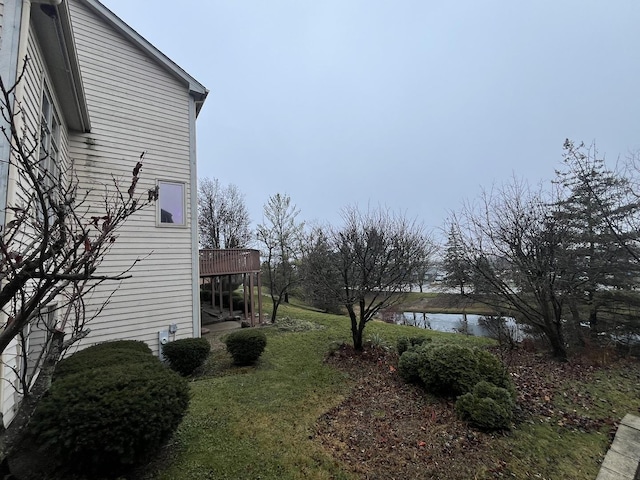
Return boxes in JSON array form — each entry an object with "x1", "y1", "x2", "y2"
[
  {"x1": 11, "y1": 28, "x2": 70, "y2": 228},
  {"x1": 0, "y1": 2, "x2": 4, "y2": 48},
  {"x1": 1, "y1": 25, "x2": 70, "y2": 426},
  {"x1": 66, "y1": 0, "x2": 196, "y2": 353}
]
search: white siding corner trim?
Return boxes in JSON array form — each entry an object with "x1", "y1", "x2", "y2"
[{"x1": 189, "y1": 97, "x2": 200, "y2": 339}]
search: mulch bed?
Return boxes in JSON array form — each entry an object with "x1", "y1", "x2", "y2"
[{"x1": 314, "y1": 343, "x2": 630, "y2": 480}]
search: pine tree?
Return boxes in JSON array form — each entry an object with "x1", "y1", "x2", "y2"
[
  {"x1": 442, "y1": 224, "x2": 472, "y2": 295},
  {"x1": 555, "y1": 140, "x2": 640, "y2": 338}
]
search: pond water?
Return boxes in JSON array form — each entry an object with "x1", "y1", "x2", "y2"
[{"x1": 398, "y1": 312, "x2": 523, "y2": 340}]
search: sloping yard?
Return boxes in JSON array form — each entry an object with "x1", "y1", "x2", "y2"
[{"x1": 141, "y1": 303, "x2": 640, "y2": 480}]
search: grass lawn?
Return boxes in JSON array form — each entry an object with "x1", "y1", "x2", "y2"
[{"x1": 144, "y1": 299, "x2": 640, "y2": 480}]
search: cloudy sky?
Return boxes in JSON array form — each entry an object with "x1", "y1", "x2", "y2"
[{"x1": 101, "y1": 0, "x2": 640, "y2": 239}]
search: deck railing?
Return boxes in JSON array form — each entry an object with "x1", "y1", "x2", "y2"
[{"x1": 199, "y1": 249, "x2": 261, "y2": 276}]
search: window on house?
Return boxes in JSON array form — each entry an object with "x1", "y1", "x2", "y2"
[
  {"x1": 40, "y1": 89, "x2": 60, "y2": 188},
  {"x1": 38, "y1": 89, "x2": 61, "y2": 224},
  {"x1": 158, "y1": 180, "x2": 186, "y2": 226}
]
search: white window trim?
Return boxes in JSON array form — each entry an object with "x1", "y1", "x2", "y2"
[
  {"x1": 37, "y1": 86, "x2": 61, "y2": 224},
  {"x1": 39, "y1": 87, "x2": 61, "y2": 182},
  {"x1": 156, "y1": 179, "x2": 187, "y2": 228}
]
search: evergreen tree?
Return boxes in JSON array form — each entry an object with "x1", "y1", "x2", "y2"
[
  {"x1": 555, "y1": 140, "x2": 640, "y2": 337},
  {"x1": 442, "y1": 224, "x2": 472, "y2": 294}
]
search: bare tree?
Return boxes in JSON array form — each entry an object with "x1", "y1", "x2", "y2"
[
  {"x1": 0, "y1": 64, "x2": 157, "y2": 463},
  {"x1": 256, "y1": 193, "x2": 303, "y2": 322},
  {"x1": 446, "y1": 179, "x2": 572, "y2": 361},
  {"x1": 198, "y1": 177, "x2": 251, "y2": 249},
  {"x1": 303, "y1": 205, "x2": 433, "y2": 350},
  {"x1": 409, "y1": 244, "x2": 436, "y2": 293}
]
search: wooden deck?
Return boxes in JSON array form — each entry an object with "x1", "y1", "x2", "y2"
[
  {"x1": 199, "y1": 249, "x2": 260, "y2": 276},
  {"x1": 199, "y1": 249, "x2": 263, "y2": 326}
]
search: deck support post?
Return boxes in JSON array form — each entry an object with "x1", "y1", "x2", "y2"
[
  {"x1": 243, "y1": 273, "x2": 249, "y2": 322},
  {"x1": 257, "y1": 271, "x2": 263, "y2": 324},
  {"x1": 198, "y1": 249, "x2": 262, "y2": 324},
  {"x1": 228, "y1": 274, "x2": 233, "y2": 318},
  {"x1": 249, "y1": 273, "x2": 255, "y2": 326}
]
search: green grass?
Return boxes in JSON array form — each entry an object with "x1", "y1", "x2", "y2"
[
  {"x1": 157, "y1": 306, "x2": 354, "y2": 480},
  {"x1": 151, "y1": 299, "x2": 638, "y2": 479},
  {"x1": 499, "y1": 423, "x2": 610, "y2": 478}
]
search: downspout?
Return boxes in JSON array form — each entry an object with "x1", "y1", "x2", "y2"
[
  {"x1": 0, "y1": 0, "x2": 61, "y2": 427},
  {"x1": 0, "y1": 0, "x2": 32, "y2": 429},
  {"x1": 189, "y1": 95, "x2": 201, "y2": 339},
  {"x1": 0, "y1": 0, "x2": 28, "y2": 229},
  {"x1": 4, "y1": 0, "x2": 35, "y2": 224}
]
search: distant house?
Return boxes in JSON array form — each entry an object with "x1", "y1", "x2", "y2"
[{"x1": 0, "y1": 0, "x2": 207, "y2": 424}]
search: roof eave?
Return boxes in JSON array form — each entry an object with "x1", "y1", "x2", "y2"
[
  {"x1": 32, "y1": 1, "x2": 92, "y2": 132},
  {"x1": 81, "y1": 0, "x2": 209, "y2": 112}
]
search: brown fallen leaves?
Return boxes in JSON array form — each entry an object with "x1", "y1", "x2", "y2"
[{"x1": 314, "y1": 343, "x2": 633, "y2": 480}]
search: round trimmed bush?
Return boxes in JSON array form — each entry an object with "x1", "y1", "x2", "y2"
[
  {"x1": 162, "y1": 337, "x2": 211, "y2": 376},
  {"x1": 398, "y1": 349, "x2": 423, "y2": 384},
  {"x1": 224, "y1": 329, "x2": 267, "y2": 365},
  {"x1": 473, "y1": 348, "x2": 515, "y2": 395},
  {"x1": 54, "y1": 340, "x2": 155, "y2": 380},
  {"x1": 397, "y1": 336, "x2": 430, "y2": 355},
  {"x1": 455, "y1": 381, "x2": 515, "y2": 430},
  {"x1": 417, "y1": 344, "x2": 513, "y2": 397},
  {"x1": 31, "y1": 360, "x2": 189, "y2": 475}
]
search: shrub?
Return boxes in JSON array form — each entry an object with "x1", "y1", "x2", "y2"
[
  {"x1": 31, "y1": 359, "x2": 189, "y2": 475},
  {"x1": 275, "y1": 316, "x2": 324, "y2": 332},
  {"x1": 54, "y1": 340, "x2": 154, "y2": 380},
  {"x1": 473, "y1": 348, "x2": 515, "y2": 395},
  {"x1": 162, "y1": 337, "x2": 211, "y2": 376},
  {"x1": 224, "y1": 329, "x2": 267, "y2": 365},
  {"x1": 200, "y1": 289, "x2": 212, "y2": 303},
  {"x1": 396, "y1": 336, "x2": 430, "y2": 355},
  {"x1": 367, "y1": 332, "x2": 390, "y2": 350},
  {"x1": 82, "y1": 339, "x2": 152, "y2": 354},
  {"x1": 211, "y1": 291, "x2": 244, "y2": 310},
  {"x1": 417, "y1": 344, "x2": 513, "y2": 397},
  {"x1": 455, "y1": 381, "x2": 515, "y2": 430},
  {"x1": 398, "y1": 349, "x2": 423, "y2": 384}
]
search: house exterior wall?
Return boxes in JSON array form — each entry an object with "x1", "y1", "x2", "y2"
[
  {"x1": 65, "y1": 0, "x2": 198, "y2": 354},
  {"x1": 1, "y1": 24, "x2": 71, "y2": 425},
  {"x1": 0, "y1": 2, "x2": 4, "y2": 47}
]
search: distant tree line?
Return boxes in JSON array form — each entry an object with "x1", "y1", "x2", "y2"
[
  {"x1": 443, "y1": 140, "x2": 640, "y2": 360},
  {"x1": 198, "y1": 177, "x2": 252, "y2": 249},
  {"x1": 200, "y1": 140, "x2": 640, "y2": 360}
]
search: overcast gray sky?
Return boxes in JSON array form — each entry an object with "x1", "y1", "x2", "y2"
[{"x1": 101, "y1": 0, "x2": 640, "y2": 238}]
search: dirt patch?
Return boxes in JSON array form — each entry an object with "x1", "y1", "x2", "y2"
[{"x1": 314, "y1": 344, "x2": 627, "y2": 479}]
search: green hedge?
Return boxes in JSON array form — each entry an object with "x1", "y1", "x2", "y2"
[
  {"x1": 398, "y1": 349, "x2": 423, "y2": 384},
  {"x1": 162, "y1": 337, "x2": 211, "y2": 376},
  {"x1": 455, "y1": 381, "x2": 515, "y2": 430},
  {"x1": 398, "y1": 343, "x2": 515, "y2": 397},
  {"x1": 410, "y1": 343, "x2": 513, "y2": 397},
  {"x1": 224, "y1": 329, "x2": 267, "y2": 365},
  {"x1": 396, "y1": 336, "x2": 431, "y2": 355},
  {"x1": 54, "y1": 340, "x2": 154, "y2": 380},
  {"x1": 31, "y1": 341, "x2": 189, "y2": 475}
]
